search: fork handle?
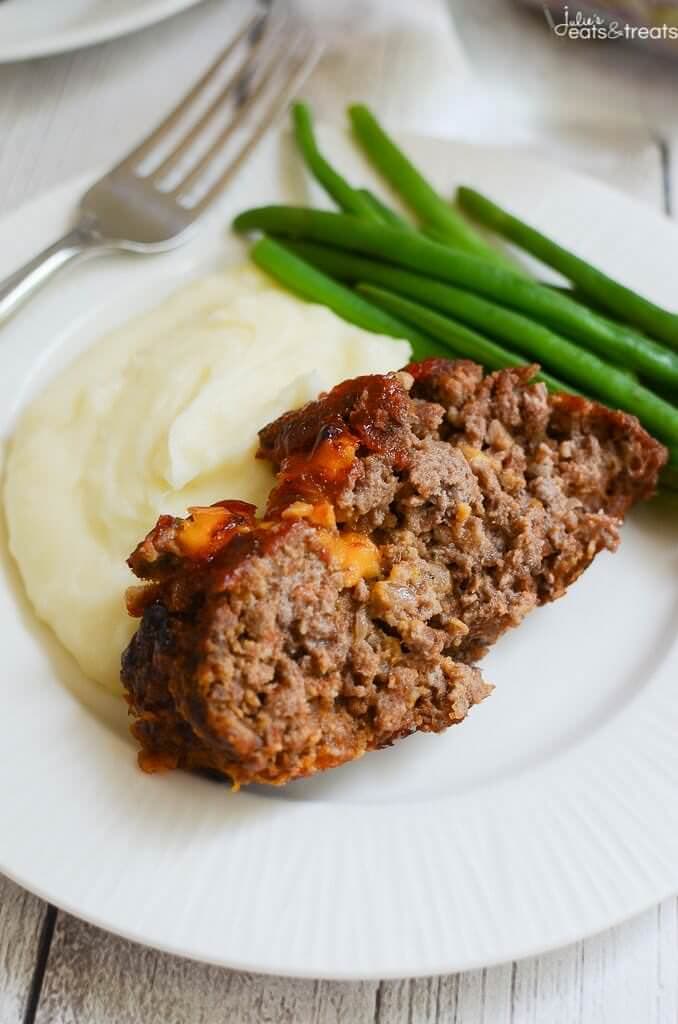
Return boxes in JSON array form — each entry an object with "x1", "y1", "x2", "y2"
[{"x1": 0, "y1": 225, "x2": 102, "y2": 327}]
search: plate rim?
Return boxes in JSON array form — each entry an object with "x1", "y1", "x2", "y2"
[{"x1": 0, "y1": 0, "x2": 208, "y2": 63}]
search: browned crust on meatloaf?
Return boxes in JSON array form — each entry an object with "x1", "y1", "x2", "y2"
[
  {"x1": 123, "y1": 521, "x2": 491, "y2": 785},
  {"x1": 121, "y1": 359, "x2": 666, "y2": 786}
]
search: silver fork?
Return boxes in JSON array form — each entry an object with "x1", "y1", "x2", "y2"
[{"x1": 0, "y1": 9, "x2": 321, "y2": 326}]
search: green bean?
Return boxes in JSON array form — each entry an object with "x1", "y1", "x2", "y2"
[
  {"x1": 423, "y1": 223, "x2": 521, "y2": 275},
  {"x1": 545, "y1": 284, "x2": 651, "y2": 378},
  {"x1": 348, "y1": 104, "x2": 506, "y2": 263},
  {"x1": 646, "y1": 380, "x2": 678, "y2": 406},
  {"x1": 546, "y1": 282, "x2": 631, "y2": 315},
  {"x1": 544, "y1": 282, "x2": 607, "y2": 312},
  {"x1": 357, "y1": 285, "x2": 678, "y2": 447},
  {"x1": 280, "y1": 240, "x2": 572, "y2": 390},
  {"x1": 662, "y1": 450, "x2": 678, "y2": 491},
  {"x1": 287, "y1": 243, "x2": 645, "y2": 387},
  {"x1": 363, "y1": 289, "x2": 570, "y2": 390},
  {"x1": 232, "y1": 207, "x2": 678, "y2": 387},
  {"x1": 545, "y1": 283, "x2": 590, "y2": 302},
  {"x1": 458, "y1": 186, "x2": 678, "y2": 350},
  {"x1": 291, "y1": 103, "x2": 378, "y2": 219},
  {"x1": 250, "y1": 237, "x2": 446, "y2": 361},
  {"x1": 356, "y1": 188, "x2": 411, "y2": 228},
  {"x1": 422, "y1": 224, "x2": 460, "y2": 245}
]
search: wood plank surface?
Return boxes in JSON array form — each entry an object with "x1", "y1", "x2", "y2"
[
  {"x1": 0, "y1": 874, "x2": 51, "y2": 1024},
  {"x1": 34, "y1": 912, "x2": 378, "y2": 1024},
  {"x1": 28, "y1": 898, "x2": 678, "y2": 1023}
]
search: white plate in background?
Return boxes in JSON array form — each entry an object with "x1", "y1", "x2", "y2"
[
  {"x1": 0, "y1": 125, "x2": 677, "y2": 979},
  {"x1": 0, "y1": 0, "x2": 208, "y2": 62}
]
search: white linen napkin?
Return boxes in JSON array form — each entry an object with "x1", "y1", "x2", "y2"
[
  {"x1": 293, "y1": 0, "x2": 665, "y2": 206},
  {"x1": 294, "y1": 0, "x2": 470, "y2": 131}
]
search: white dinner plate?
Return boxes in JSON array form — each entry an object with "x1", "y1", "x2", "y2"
[
  {"x1": 0, "y1": 125, "x2": 677, "y2": 980},
  {"x1": 0, "y1": 0, "x2": 207, "y2": 62}
]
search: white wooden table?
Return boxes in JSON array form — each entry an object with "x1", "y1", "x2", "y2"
[{"x1": 1, "y1": 1, "x2": 677, "y2": 1020}]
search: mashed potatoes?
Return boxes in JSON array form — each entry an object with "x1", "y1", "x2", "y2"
[{"x1": 4, "y1": 265, "x2": 410, "y2": 692}]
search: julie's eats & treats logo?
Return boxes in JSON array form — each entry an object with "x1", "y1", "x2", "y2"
[{"x1": 543, "y1": 4, "x2": 678, "y2": 41}]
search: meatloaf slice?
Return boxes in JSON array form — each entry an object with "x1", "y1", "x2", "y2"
[{"x1": 121, "y1": 360, "x2": 666, "y2": 786}]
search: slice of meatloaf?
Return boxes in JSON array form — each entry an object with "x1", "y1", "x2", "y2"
[{"x1": 121, "y1": 359, "x2": 666, "y2": 786}]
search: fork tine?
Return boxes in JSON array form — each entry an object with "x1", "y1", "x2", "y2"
[
  {"x1": 116, "y1": 9, "x2": 266, "y2": 172},
  {"x1": 170, "y1": 29, "x2": 304, "y2": 201},
  {"x1": 148, "y1": 8, "x2": 288, "y2": 185},
  {"x1": 187, "y1": 37, "x2": 322, "y2": 214}
]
